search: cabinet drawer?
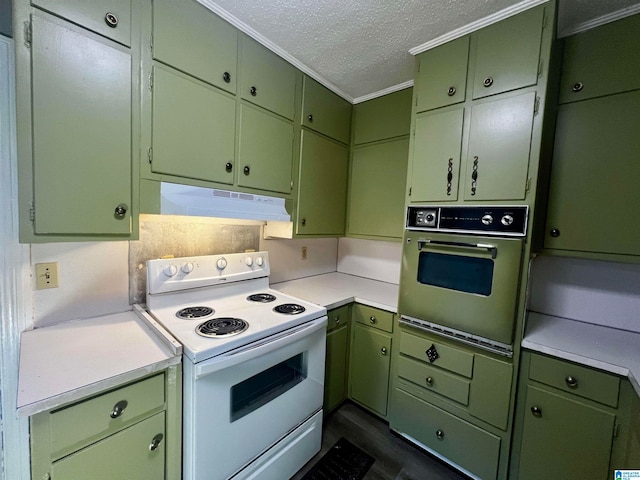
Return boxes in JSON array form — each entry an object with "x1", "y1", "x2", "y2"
[
  {"x1": 353, "y1": 304, "x2": 394, "y2": 333},
  {"x1": 528, "y1": 354, "x2": 620, "y2": 408},
  {"x1": 32, "y1": 0, "x2": 131, "y2": 46},
  {"x1": 399, "y1": 330, "x2": 474, "y2": 378},
  {"x1": 50, "y1": 374, "x2": 165, "y2": 455},
  {"x1": 398, "y1": 356, "x2": 470, "y2": 406},
  {"x1": 302, "y1": 76, "x2": 352, "y2": 144},
  {"x1": 327, "y1": 304, "x2": 350, "y2": 332},
  {"x1": 392, "y1": 389, "x2": 500, "y2": 480}
]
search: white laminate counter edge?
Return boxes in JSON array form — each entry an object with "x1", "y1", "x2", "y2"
[{"x1": 523, "y1": 312, "x2": 640, "y2": 396}]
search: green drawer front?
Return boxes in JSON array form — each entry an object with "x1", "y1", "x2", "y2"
[
  {"x1": 528, "y1": 354, "x2": 620, "y2": 408},
  {"x1": 327, "y1": 304, "x2": 350, "y2": 332},
  {"x1": 399, "y1": 330, "x2": 474, "y2": 378},
  {"x1": 392, "y1": 389, "x2": 501, "y2": 480},
  {"x1": 353, "y1": 304, "x2": 394, "y2": 333},
  {"x1": 398, "y1": 356, "x2": 470, "y2": 406},
  {"x1": 50, "y1": 374, "x2": 165, "y2": 456}
]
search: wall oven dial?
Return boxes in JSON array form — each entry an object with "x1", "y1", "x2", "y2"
[
  {"x1": 481, "y1": 214, "x2": 493, "y2": 225},
  {"x1": 501, "y1": 214, "x2": 514, "y2": 226},
  {"x1": 415, "y1": 209, "x2": 437, "y2": 227}
]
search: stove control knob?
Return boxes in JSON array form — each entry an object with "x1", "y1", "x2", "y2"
[
  {"x1": 255, "y1": 256, "x2": 264, "y2": 267},
  {"x1": 163, "y1": 265, "x2": 178, "y2": 277},
  {"x1": 245, "y1": 256, "x2": 253, "y2": 266},
  {"x1": 216, "y1": 257, "x2": 227, "y2": 270},
  {"x1": 181, "y1": 262, "x2": 194, "y2": 274},
  {"x1": 481, "y1": 214, "x2": 493, "y2": 225},
  {"x1": 501, "y1": 214, "x2": 514, "y2": 226}
]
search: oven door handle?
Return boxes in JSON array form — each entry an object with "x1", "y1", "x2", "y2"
[
  {"x1": 417, "y1": 239, "x2": 497, "y2": 259},
  {"x1": 194, "y1": 316, "x2": 328, "y2": 379}
]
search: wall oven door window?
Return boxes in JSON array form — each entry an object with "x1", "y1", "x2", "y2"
[{"x1": 399, "y1": 232, "x2": 523, "y2": 345}]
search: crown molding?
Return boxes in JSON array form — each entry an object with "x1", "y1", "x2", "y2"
[
  {"x1": 558, "y1": 3, "x2": 640, "y2": 38},
  {"x1": 353, "y1": 80, "x2": 414, "y2": 104},
  {"x1": 409, "y1": 0, "x2": 548, "y2": 56}
]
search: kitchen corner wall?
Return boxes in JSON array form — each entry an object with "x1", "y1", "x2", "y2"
[
  {"x1": 337, "y1": 237, "x2": 402, "y2": 284},
  {"x1": 260, "y1": 237, "x2": 338, "y2": 284}
]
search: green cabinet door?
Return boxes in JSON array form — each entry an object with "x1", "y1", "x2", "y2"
[
  {"x1": 301, "y1": 76, "x2": 352, "y2": 144},
  {"x1": 151, "y1": 66, "x2": 235, "y2": 185},
  {"x1": 240, "y1": 36, "x2": 297, "y2": 120},
  {"x1": 545, "y1": 90, "x2": 640, "y2": 257},
  {"x1": 518, "y1": 386, "x2": 615, "y2": 480},
  {"x1": 51, "y1": 412, "x2": 165, "y2": 480},
  {"x1": 237, "y1": 103, "x2": 294, "y2": 195},
  {"x1": 31, "y1": 14, "x2": 132, "y2": 235},
  {"x1": 152, "y1": 0, "x2": 237, "y2": 94},
  {"x1": 297, "y1": 130, "x2": 349, "y2": 235},
  {"x1": 348, "y1": 138, "x2": 409, "y2": 239},
  {"x1": 352, "y1": 88, "x2": 413, "y2": 145},
  {"x1": 349, "y1": 323, "x2": 391, "y2": 416},
  {"x1": 559, "y1": 14, "x2": 640, "y2": 104},
  {"x1": 472, "y1": 5, "x2": 544, "y2": 99},
  {"x1": 410, "y1": 107, "x2": 464, "y2": 202},
  {"x1": 463, "y1": 91, "x2": 535, "y2": 201},
  {"x1": 325, "y1": 324, "x2": 349, "y2": 413},
  {"x1": 415, "y1": 36, "x2": 469, "y2": 112}
]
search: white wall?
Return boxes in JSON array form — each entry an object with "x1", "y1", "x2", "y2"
[
  {"x1": 260, "y1": 237, "x2": 338, "y2": 284},
  {"x1": 529, "y1": 255, "x2": 640, "y2": 333},
  {"x1": 337, "y1": 237, "x2": 402, "y2": 284}
]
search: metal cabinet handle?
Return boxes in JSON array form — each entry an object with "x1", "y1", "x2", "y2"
[
  {"x1": 470, "y1": 156, "x2": 479, "y2": 196},
  {"x1": 572, "y1": 82, "x2": 584, "y2": 93},
  {"x1": 531, "y1": 406, "x2": 542, "y2": 418},
  {"x1": 243, "y1": 165, "x2": 250, "y2": 175},
  {"x1": 369, "y1": 316, "x2": 376, "y2": 324},
  {"x1": 225, "y1": 162, "x2": 233, "y2": 173},
  {"x1": 550, "y1": 228, "x2": 560, "y2": 238},
  {"x1": 447, "y1": 86, "x2": 456, "y2": 96},
  {"x1": 446, "y1": 158, "x2": 453, "y2": 196},
  {"x1": 334, "y1": 316, "x2": 341, "y2": 325},
  {"x1": 307, "y1": 114, "x2": 314, "y2": 123},
  {"x1": 110, "y1": 400, "x2": 128, "y2": 419},
  {"x1": 114, "y1": 204, "x2": 128, "y2": 219},
  {"x1": 436, "y1": 429, "x2": 444, "y2": 440},
  {"x1": 223, "y1": 72, "x2": 231, "y2": 83},
  {"x1": 104, "y1": 12, "x2": 118, "y2": 28},
  {"x1": 565, "y1": 376, "x2": 578, "y2": 389},
  {"x1": 250, "y1": 86, "x2": 257, "y2": 96},
  {"x1": 425, "y1": 376, "x2": 434, "y2": 386},
  {"x1": 380, "y1": 347, "x2": 387, "y2": 356},
  {"x1": 149, "y1": 433, "x2": 164, "y2": 451},
  {"x1": 417, "y1": 239, "x2": 497, "y2": 259},
  {"x1": 483, "y1": 77, "x2": 494, "y2": 88}
]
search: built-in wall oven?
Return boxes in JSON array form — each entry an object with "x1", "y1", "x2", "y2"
[{"x1": 399, "y1": 206, "x2": 528, "y2": 355}]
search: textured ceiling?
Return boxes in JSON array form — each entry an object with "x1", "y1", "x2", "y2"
[{"x1": 201, "y1": 0, "x2": 640, "y2": 102}]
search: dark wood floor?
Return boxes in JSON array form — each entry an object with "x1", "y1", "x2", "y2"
[{"x1": 291, "y1": 401, "x2": 469, "y2": 480}]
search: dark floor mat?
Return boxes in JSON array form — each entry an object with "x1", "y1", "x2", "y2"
[{"x1": 301, "y1": 437, "x2": 375, "y2": 480}]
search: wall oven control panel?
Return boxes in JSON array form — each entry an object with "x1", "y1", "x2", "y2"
[{"x1": 406, "y1": 205, "x2": 528, "y2": 236}]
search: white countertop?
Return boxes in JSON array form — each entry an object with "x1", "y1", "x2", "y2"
[
  {"x1": 272, "y1": 272, "x2": 399, "y2": 312},
  {"x1": 17, "y1": 308, "x2": 182, "y2": 416},
  {"x1": 523, "y1": 312, "x2": 640, "y2": 396}
]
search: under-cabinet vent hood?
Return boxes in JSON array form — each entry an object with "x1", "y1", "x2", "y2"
[{"x1": 160, "y1": 183, "x2": 291, "y2": 222}]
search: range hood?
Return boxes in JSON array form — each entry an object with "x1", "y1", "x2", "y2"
[{"x1": 160, "y1": 182, "x2": 291, "y2": 222}]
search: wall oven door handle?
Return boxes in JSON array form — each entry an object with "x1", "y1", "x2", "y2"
[
  {"x1": 194, "y1": 316, "x2": 328, "y2": 379},
  {"x1": 417, "y1": 239, "x2": 497, "y2": 259}
]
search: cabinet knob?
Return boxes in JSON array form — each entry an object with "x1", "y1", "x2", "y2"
[
  {"x1": 250, "y1": 86, "x2": 257, "y2": 96},
  {"x1": 110, "y1": 400, "x2": 128, "y2": 419},
  {"x1": 549, "y1": 228, "x2": 560, "y2": 238},
  {"x1": 369, "y1": 316, "x2": 377, "y2": 324},
  {"x1": 483, "y1": 77, "x2": 494, "y2": 88},
  {"x1": 334, "y1": 316, "x2": 341, "y2": 325},
  {"x1": 425, "y1": 376, "x2": 434, "y2": 386},
  {"x1": 149, "y1": 433, "x2": 164, "y2": 452},
  {"x1": 225, "y1": 162, "x2": 233, "y2": 173},
  {"x1": 530, "y1": 406, "x2": 542, "y2": 418},
  {"x1": 301, "y1": 217, "x2": 306, "y2": 227},
  {"x1": 447, "y1": 86, "x2": 456, "y2": 96},
  {"x1": 436, "y1": 429, "x2": 445, "y2": 440},
  {"x1": 114, "y1": 204, "x2": 128, "y2": 219},
  {"x1": 380, "y1": 347, "x2": 387, "y2": 356},
  {"x1": 243, "y1": 165, "x2": 251, "y2": 175},
  {"x1": 104, "y1": 12, "x2": 118, "y2": 28},
  {"x1": 571, "y1": 82, "x2": 584, "y2": 93},
  {"x1": 308, "y1": 114, "x2": 314, "y2": 123},
  {"x1": 565, "y1": 376, "x2": 578, "y2": 389},
  {"x1": 223, "y1": 72, "x2": 231, "y2": 83}
]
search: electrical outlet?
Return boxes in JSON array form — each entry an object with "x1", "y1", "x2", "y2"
[
  {"x1": 35, "y1": 262, "x2": 59, "y2": 289},
  {"x1": 301, "y1": 246, "x2": 308, "y2": 260}
]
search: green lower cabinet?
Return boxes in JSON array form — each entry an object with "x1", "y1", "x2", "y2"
[
  {"x1": 325, "y1": 323, "x2": 349, "y2": 413},
  {"x1": 348, "y1": 323, "x2": 392, "y2": 417}
]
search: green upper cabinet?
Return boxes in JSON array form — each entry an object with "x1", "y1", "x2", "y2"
[
  {"x1": 150, "y1": 66, "x2": 236, "y2": 185},
  {"x1": 415, "y1": 37, "x2": 469, "y2": 112},
  {"x1": 301, "y1": 76, "x2": 352, "y2": 144},
  {"x1": 296, "y1": 130, "x2": 349, "y2": 235},
  {"x1": 472, "y1": 5, "x2": 544, "y2": 100},
  {"x1": 27, "y1": 12, "x2": 133, "y2": 236},
  {"x1": 237, "y1": 103, "x2": 294, "y2": 195},
  {"x1": 558, "y1": 14, "x2": 640, "y2": 104},
  {"x1": 240, "y1": 35, "x2": 297, "y2": 120},
  {"x1": 348, "y1": 138, "x2": 409, "y2": 239},
  {"x1": 353, "y1": 88, "x2": 413, "y2": 145},
  {"x1": 152, "y1": 0, "x2": 237, "y2": 94},
  {"x1": 32, "y1": 0, "x2": 132, "y2": 46}
]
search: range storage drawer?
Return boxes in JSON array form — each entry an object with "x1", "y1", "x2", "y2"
[
  {"x1": 49, "y1": 374, "x2": 165, "y2": 457},
  {"x1": 399, "y1": 330, "x2": 474, "y2": 378},
  {"x1": 327, "y1": 304, "x2": 350, "y2": 333},
  {"x1": 392, "y1": 389, "x2": 501, "y2": 480},
  {"x1": 353, "y1": 304, "x2": 394, "y2": 333},
  {"x1": 397, "y1": 356, "x2": 470, "y2": 406},
  {"x1": 528, "y1": 354, "x2": 620, "y2": 408}
]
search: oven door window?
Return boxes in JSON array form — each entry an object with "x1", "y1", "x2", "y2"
[
  {"x1": 230, "y1": 352, "x2": 307, "y2": 422},
  {"x1": 417, "y1": 252, "x2": 494, "y2": 296}
]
